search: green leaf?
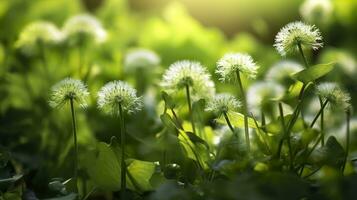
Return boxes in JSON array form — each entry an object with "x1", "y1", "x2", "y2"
[
  {"x1": 126, "y1": 159, "x2": 156, "y2": 191},
  {"x1": 161, "y1": 91, "x2": 176, "y2": 109},
  {"x1": 310, "y1": 136, "x2": 345, "y2": 168},
  {"x1": 292, "y1": 62, "x2": 335, "y2": 83},
  {"x1": 216, "y1": 112, "x2": 258, "y2": 129},
  {"x1": 81, "y1": 137, "x2": 121, "y2": 191},
  {"x1": 264, "y1": 114, "x2": 305, "y2": 135},
  {"x1": 185, "y1": 131, "x2": 209, "y2": 149},
  {"x1": 82, "y1": 137, "x2": 157, "y2": 192}
]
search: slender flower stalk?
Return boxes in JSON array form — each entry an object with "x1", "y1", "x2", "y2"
[
  {"x1": 319, "y1": 97, "x2": 325, "y2": 146},
  {"x1": 49, "y1": 78, "x2": 89, "y2": 194},
  {"x1": 124, "y1": 49, "x2": 160, "y2": 94},
  {"x1": 236, "y1": 71, "x2": 250, "y2": 152},
  {"x1": 342, "y1": 109, "x2": 351, "y2": 173},
  {"x1": 216, "y1": 53, "x2": 259, "y2": 152},
  {"x1": 62, "y1": 14, "x2": 107, "y2": 80},
  {"x1": 161, "y1": 60, "x2": 215, "y2": 134},
  {"x1": 97, "y1": 81, "x2": 142, "y2": 199},
  {"x1": 313, "y1": 82, "x2": 351, "y2": 146}
]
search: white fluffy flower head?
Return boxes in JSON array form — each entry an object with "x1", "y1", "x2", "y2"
[
  {"x1": 300, "y1": 0, "x2": 333, "y2": 25},
  {"x1": 124, "y1": 49, "x2": 160, "y2": 72},
  {"x1": 266, "y1": 60, "x2": 304, "y2": 83},
  {"x1": 316, "y1": 82, "x2": 351, "y2": 111},
  {"x1": 161, "y1": 60, "x2": 215, "y2": 99},
  {"x1": 274, "y1": 21, "x2": 323, "y2": 56},
  {"x1": 63, "y1": 14, "x2": 107, "y2": 45},
  {"x1": 205, "y1": 93, "x2": 241, "y2": 116},
  {"x1": 247, "y1": 81, "x2": 285, "y2": 112},
  {"x1": 49, "y1": 78, "x2": 89, "y2": 109},
  {"x1": 16, "y1": 21, "x2": 63, "y2": 55},
  {"x1": 97, "y1": 81, "x2": 142, "y2": 116},
  {"x1": 216, "y1": 53, "x2": 259, "y2": 82}
]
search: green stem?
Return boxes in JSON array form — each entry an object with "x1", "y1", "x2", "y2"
[
  {"x1": 310, "y1": 100, "x2": 328, "y2": 128},
  {"x1": 277, "y1": 102, "x2": 292, "y2": 162},
  {"x1": 185, "y1": 84, "x2": 196, "y2": 134},
  {"x1": 119, "y1": 104, "x2": 126, "y2": 200},
  {"x1": 223, "y1": 112, "x2": 235, "y2": 134},
  {"x1": 342, "y1": 110, "x2": 351, "y2": 173},
  {"x1": 69, "y1": 98, "x2": 78, "y2": 194},
  {"x1": 236, "y1": 71, "x2": 250, "y2": 152},
  {"x1": 297, "y1": 42, "x2": 309, "y2": 68},
  {"x1": 319, "y1": 97, "x2": 325, "y2": 146}
]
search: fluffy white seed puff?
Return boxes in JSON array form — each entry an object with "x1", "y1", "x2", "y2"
[
  {"x1": 266, "y1": 60, "x2": 304, "y2": 83},
  {"x1": 216, "y1": 53, "x2": 259, "y2": 81},
  {"x1": 274, "y1": 21, "x2": 323, "y2": 56},
  {"x1": 300, "y1": 0, "x2": 333, "y2": 25},
  {"x1": 49, "y1": 78, "x2": 89, "y2": 109},
  {"x1": 97, "y1": 81, "x2": 143, "y2": 116},
  {"x1": 15, "y1": 21, "x2": 63, "y2": 55},
  {"x1": 62, "y1": 14, "x2": 107, "y2": 44},
  {"x1": 124, "y1": 49, "x2": 160, "y2": 72},
  {"x1": 205, "y1": 93, "x2": 241, "y2": 116},
  {"x1": 316, "y1": 82, "x2": 351, "y2": 111},
  {"x1": 247, "y1": 81, "x2": 285, "y2": 114},
  {"x1": 161, "y1": 60, "x2": 215, "y2": 99}
]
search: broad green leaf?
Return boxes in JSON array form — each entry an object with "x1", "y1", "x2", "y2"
[
  {"x1": 185, "y1": 131, "x2": 209, "y2": 149},
  {"x1": 178, "y1": 130, "x2": 209, "y2": 169},
  {"x1": 310, "y1": 136, "x2": 345, "y2": 168},
  {"x1": 82, "y1": 137, "x2": 157, "y2": 192},
  {"x1": 216, "y1": 112, "x2": 258, "y2": 129},
  {"x1": 81, "y1": 137, "x2": 121, "y2": 191},
  {"x1": 292, "y1": 62, "x2": 335, "y2": 83},
  {"x1": 126, "y1": 159, "x2": 156, "y2": 191},
  {"x1": 160, "y1": 113, "x2": 180, "y2": 131}
]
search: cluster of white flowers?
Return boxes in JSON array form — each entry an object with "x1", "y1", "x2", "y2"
[
  {"x1": 161, "y1": 60, "x2": 215, "y2": 99},
  {"x1": 274, "y1": 21, "x2": 323, "y2": 56},
  {"x1": 216, "y1": 53, "x2": 259, "y2": 81},
  {"x1": 247, "y1": 81, "x2": 285, "y2": 113},
  {"x1": 62, "y1": 14, "x2": 107, "y2": 45},
  {"x1": 49, "y1": 78, "x2": 89, "y2": 109},
  {"x1": 265, "y1": 60, "x2": 304, "y2": 83},
  {"x1": 205, "y1": 93, "x2": 241, "y2": 116},
  {"x1": 316, "y1": 82, "x2": 351, "y2": 111},
  {"x1": 124, "y1": 49, "x2": 160, "y2": 72},
  {"x1": 16, "y1": 14, "x2": 107, "y2": 54},
  {"x1": 97, "y1": 81, "x2": 143, "y2": 116},
  {"x1": 300, "y1": 0, "x2": 333, "y2": 25},
  {"x1": 15, "y1": 21, "x2": 63, "y2": 55}
]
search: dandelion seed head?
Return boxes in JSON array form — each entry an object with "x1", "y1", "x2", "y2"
[
  {"x1": 124, "y1": 49, "x2": 160, "y2": 72},
  {"x1": 247, "y1": 81, "x2": 285, "y2": 113},
  {"x1": 300, "y1": 0, "x2": 333, "y2": 25},
  {"x1": 216, "y1": 53, "x2": 259, "y2": 82},
  {"x1": 316, "y1": 82, "x2": 351, "y2": 111},
  {"x1": 63, "y1": 14, "x2": 107, "y2": 45},
  {"x1": 49, "y1": 78, "x2": 89, "y2": 109},
  {"x1": 161, "y1": 60, "x2": 215, "y2": 99},
  {"x1": 15, "y1": 21, "x2": 62, "y2": 55},
  {"x1": 205, "y1": 93, "x2": 241, "y2": 116},
  {"x1": 97, "y1": 81, "x2": 142, "y2": 116},
  {"x1": 266, "y1": 60, "x2": 304, "y2": 83},
  {"x1": 274, "y1": 21, "x2": 323, "y2": 56}
]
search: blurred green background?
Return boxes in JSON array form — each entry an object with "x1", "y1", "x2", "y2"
[{"x1": 1, "y1": 0, "x2": 357, "y2": 199}]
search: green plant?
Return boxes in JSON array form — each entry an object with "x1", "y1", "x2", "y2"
[{"x1": 49, "y1": 78, "x2": 89, "y2": 194}]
